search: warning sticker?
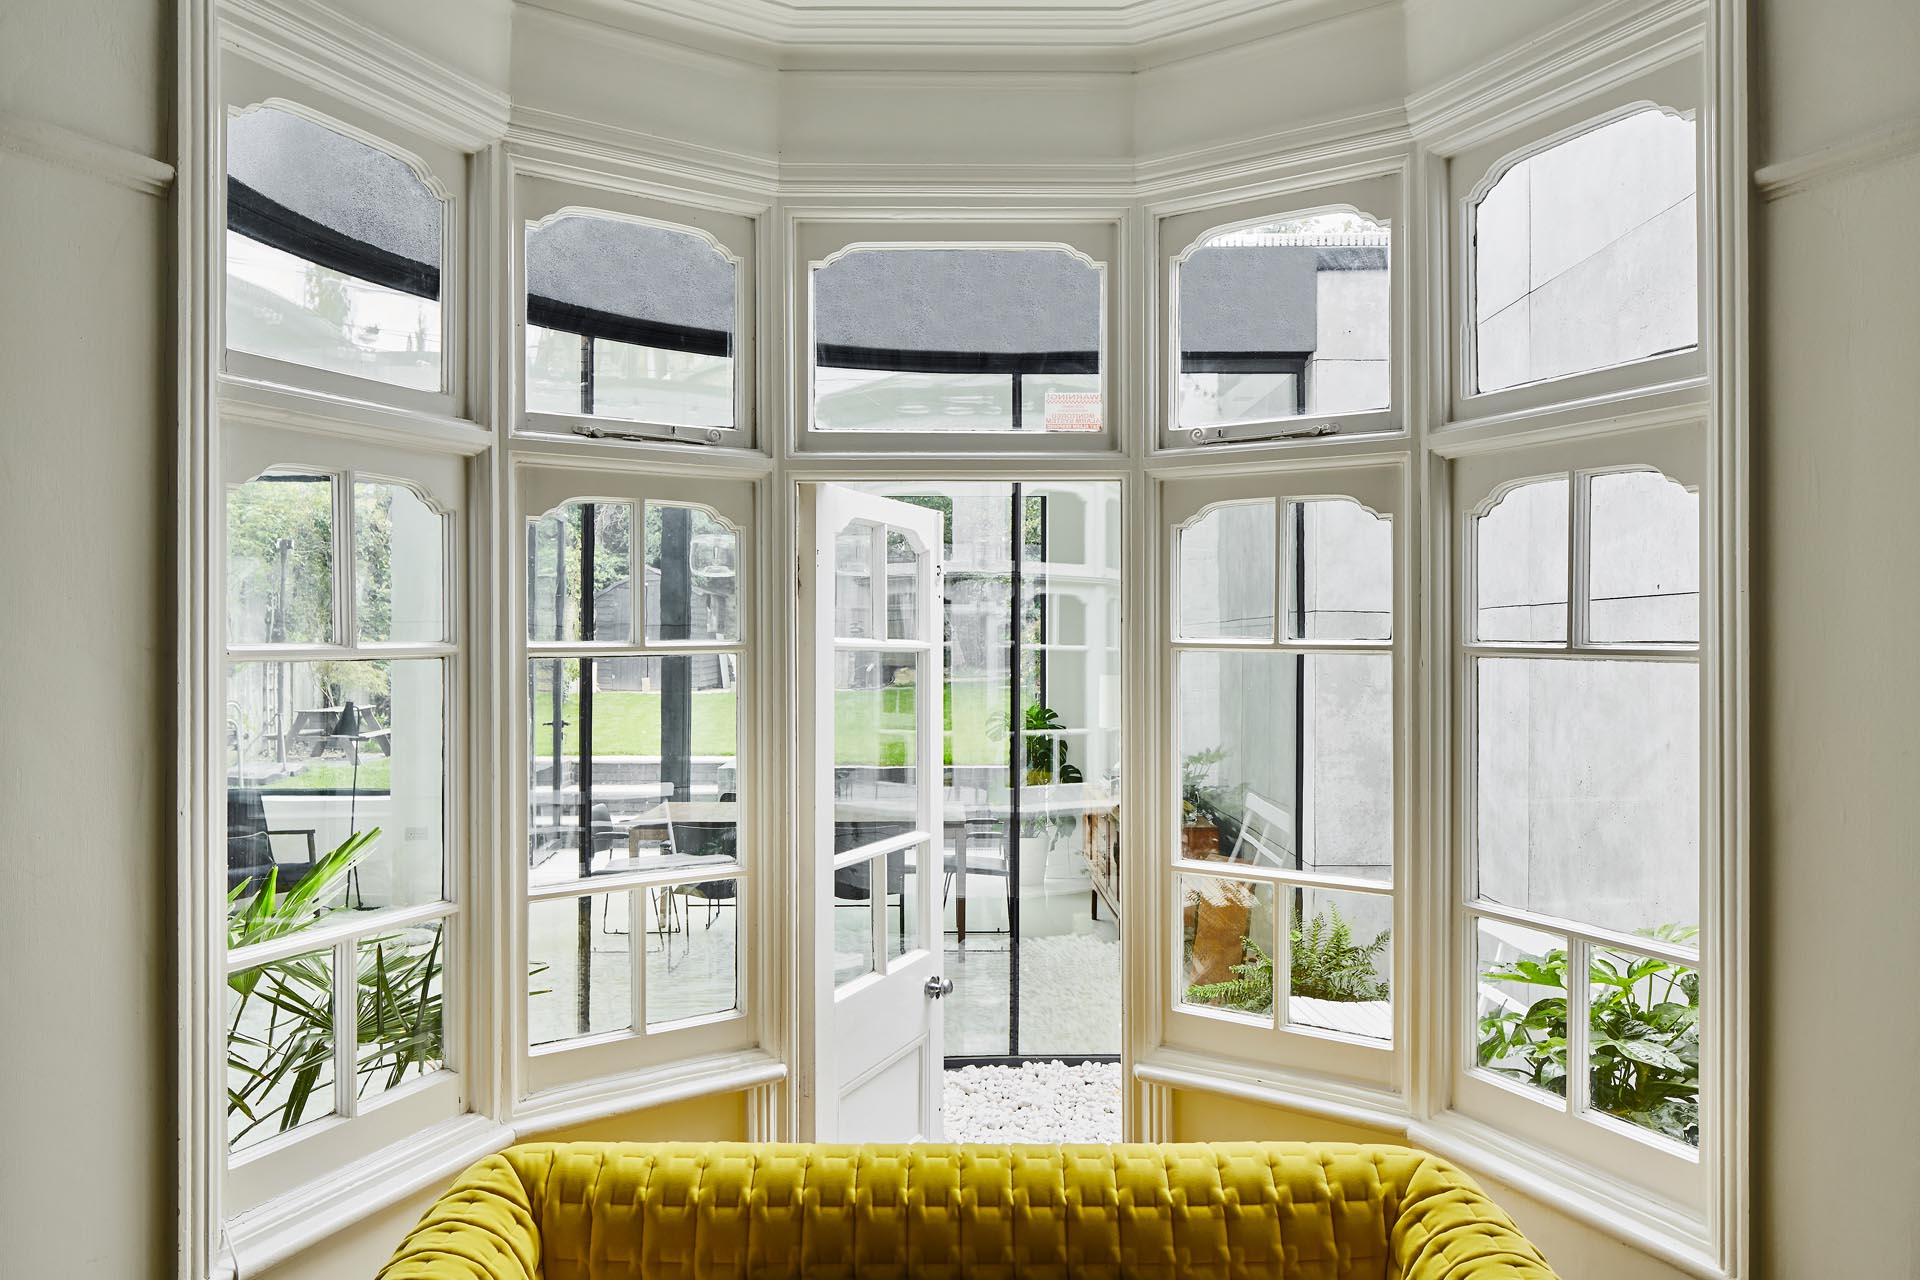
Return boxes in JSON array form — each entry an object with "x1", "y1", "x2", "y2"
[{"x1": 1043, "y1": 390, "x2": 1104, "y2": 432}]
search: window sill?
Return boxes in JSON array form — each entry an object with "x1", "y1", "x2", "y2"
[
  {"x1": 218, "y1": 1111, "x2": 512, "y2": 1280},
  {"x1": 512, "y1": 1046, "x2": 787, "y2": 1134}
]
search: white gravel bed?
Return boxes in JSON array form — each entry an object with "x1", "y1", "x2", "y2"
[{"x1": 943, "y1": 1059, "x2": 1122, "y2": 1144}]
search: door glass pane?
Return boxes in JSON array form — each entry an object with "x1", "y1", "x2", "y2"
[
  {"x1": 355, "y1": 920, "x2": 445, "y2": 1101},
  {"x1": 886, "y1": 530, "x2": 922, "y2": 641},
  {"x1": 529, "y1": 892, "x2": 633, "y2": 1046},
  {"x1": 225, "y1": 657, "x2": 446, "y2": 921},
  {"x1": 885, "y1": 842, "x2": 924, "y2": 963},
  {"x1": 1589, "y1": 945, "x2": 1701, "y2": 1146},
  {"x1": 1179, "y1": 874, "x2": 1275, "y2": 1022},
  {"x1": 1285, "y1": 885, "x2": 1391, "y2": 1042},
  {"x1": 1474, "y1": 108, "x2": 1697, "y2": 393},
  {"x1": 832, "y1": 650, "x2": 921, "y2": 854},
  {"x1": 355, "y1": 480, "x2": 444, "y2": 644},
  {"x1": 527, "y1": 501, "x2": 635, "y2": 644},
  {"x1": 1474, "y1": 918, "x2": 1568, "y2": 1100},
  {"x1": 228, "y1": 947, "x2": 335, "y2": 1151},
  {"x1": 225, "y1": 106, "x2": 443, "y2": 392},
  {"x1": 524, "y1": 213, "x2": 736, "y2": 428},
  {"x1": 1178, "y1": 211, "x2": 1391, "y2": 427},
  {"x1": 645, "y1": 879, "x2": 739, "y2": 1026},
  {"x1": 228, "y1": 472, "x2": 335, "y2": 646},
  {"x1": 1285, "y1": 498, "x2": 1391, "y2": 642},
  {"x1": 1586, "y1": 471, "x2": 1699, "y2": 645},
  {"x1": 812, "y1": 247, "x2": 1102, "y2": 434},
  {"x1": 527, "y1": 656, "x2": 739, "y2": 884},
  {"x1": 1474, "y1": 657, "x2": 1699, "y2": 936},
  {"x1": 1177, "y1": 500, "x2": 1275, "y2": 641},
  {"x1": 1176, "y1": 651, "x2": 1393, "y2": 882},
  {"x1": 644, "y1": 505, "x2": 740, "y2": 644},
  {"x1": 1474, "y1": 476, "x2": 1568, "y2": 643},
  {"x1": 833, "y1": 521, "x2": 879, "y2": 639},
  {"x1": 833, "y1": 857, "x2": 878, "y2": 987}
]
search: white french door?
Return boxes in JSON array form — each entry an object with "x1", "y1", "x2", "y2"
[{"x1": 801, "y1": 484, "x2": 948, "y2": 1141}]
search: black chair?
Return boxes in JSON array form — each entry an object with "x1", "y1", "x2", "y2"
[{"x1": 226, "y1": 786, "x2": 318, "y2": 893}]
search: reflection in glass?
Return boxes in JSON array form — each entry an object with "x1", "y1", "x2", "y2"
[
  {"x1": 1589, "y1": 944, "x2": 1701, "y2": 1146},
  {"x1": 1177, "y1": 500, "x2": 1275, "y2": 641},
  {"x1": 834, "y1": 857, "x2": 877, "y2": 987},
  {"x1": 1285, "y1": 886, "x2": 1391, "y2": 1041},
  {"x1": 1176, "y1": 651, "x2": 1392, "y2": 882},
  {"x1": 886, "y1": 530, "x2": 922, "y2": 641},
  {"x1": 1474, "y1": 656, "x2": 1699, "y2": 936},
  {"x1": 228, "y1": 947, "x2": 335, "y2": 1151},
  {"x1": 356, "y1": 920, "x2": 445, "y2": 1101},
  {"x1": 1178, "y1": 211, "x2": 1390, "y2": 427},
  {"x1": 528, "y1": 892, "x2": 633, "y2": 1045},
  {"x1": 646, "y1": 879, "x2": 739, "y2": 1026},
  {"x1": 355, "y1": 480, "x2": 444, "y2": 644},
  {"x1": 833, "y1": 521, "x2": 878, "y2": 639},
  {"x1": 225, "y1": 107, "x2": 443, "y2": 391},
  {"x1": 813, "y1": 248, "x2": 1102, "y2": 433},
  {"x1": 831, "y1": 650, "x2": 921, "y2": 855},
  {"x1": 1586, "y1": 471, "x2": 1699, "y2": 645},
  {"x1": 1179, "y1": 875, "x2": 1275, "y2": 1021},
  {"x1": 228, "y1": 473, "x2": 335, "y2": 646},
  {"x1": 1474, "y1": 918, "x2": 1568, "y2": 1100},
  {"x1": 1474, "y1": 108, "x2": 1697, "y2": 393},
  {"x1": 526, "y1": 501, "x2": 635, "y2": 644},
  {"x1": 1286, "y1": 498, "x2": 1391, "y2": 642},
  {"x1": 1475, "y1": 477, "x2": 1569, "y2": 643},
  {"x1": 645, "y1": 505, "x2": 740, "y2": 644},
  {"x1": 225, "y1": 658, "x2": 446, "y2": 919},
  {"x1": 886, "y1": 843, "x2": 923, "y2": 963},
  {"x1": 524, "y1": 213, "x2": 736, "y2": 428}
]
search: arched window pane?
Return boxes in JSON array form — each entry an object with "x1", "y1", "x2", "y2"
[
  {"x1": 1474, "y1": 477, "x2": 1569, "y2": 644},
  {"x1": 1177, "y1": 501, "x2": 1275, "y2": 641},
  {"x1": 1586, "y1": 471, "x2": 1699, "y2": 645}
]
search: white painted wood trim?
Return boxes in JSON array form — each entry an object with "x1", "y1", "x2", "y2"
[
  {"x1": 219, "y1": 0, "x2": 510, "y2": 150},
  {"x1": 1752, "y1": 113, "x2": 1920, "y2": 200},
  {"x1": 0, "y1": 111, "x2": 174, "y2": 196},
  {"x1": 1134, "y1": 1051, "x2": 1408, "y2": 1133},
  {"x1": 511, "y1": 1050, "x2": 788, "y2": 1134}
]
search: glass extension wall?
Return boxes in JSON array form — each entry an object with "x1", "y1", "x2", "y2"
[{"x1": 856, "y1": 481, "x2": 1122, "y2": 1064}]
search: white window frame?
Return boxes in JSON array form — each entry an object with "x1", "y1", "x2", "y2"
[
  {"x1": 1444, "y1": 60, "x2": 1706, "y2": 427},
  {"x1": 788, "y1": 214, "x2": 1126, "y2": 457},
  {"x1": 1156, "y1": 172, "x2": 1405, "y2": 449},
  {"x1": 220, "y1": 57, "x2": 470, "y2": 422},
  {"x1": 513, "y1": 171, "x2": 760, "y2": 451}
]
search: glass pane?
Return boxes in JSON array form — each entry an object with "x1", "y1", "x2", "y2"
[
  {"x1": 1177, "y1": 651, "x2": 1393, "y2": 882},
  {"x1": 813, "y1": 247, "x2": 1102, "y2": 434},
  {"x1": 225, "y1": 107, "x2": 443, "y2": 392},
  {"x1": 1286, "y1": 498, "x2": 1391, "y2": 642},
  {"x1": 645, "y1": 879, "x2": 739, "y2": 1026},
  {"x1": 529, "y1": 892, "x2": 633, "y2": 1046},
  {"x1": 355, "y1": 920, "x2": 444, "y2": 1101},
  {"x1": 832, "y1": 650, "x2": 921, "y2": 855},
  {"x1": 1177, "y1": 500, "x2": 1275, "y2": 641},
  {"x1": 834, "y1": 856, "x2": 878, "y2": 987},
  {"x1": 1474, "y1": 918, "x2": 1568, "y2": 1100},
  {"x1": 1474, "y1": 108, "x2": 1698, "y2": 393},
  {"x1": 1285, "y1": 886, "x2": 1391, "y2": 1041},
  {"x1": 526, "y1": 501, "x2": 635, "y2": 643},
  {"x1": 225, "y1": 658, "x2": 445, "y2": 922},
  {"x1": 524, "y1": 214, "x2": 736, "y2": 428},
  {"x1": 645, "y1": 505, "x2": 740, "y2": 643},
  {"x1": 1589, "y1": 945, "x2": 1701, "y2": 1146},
  {"x1": 833, "y1": 520, "x2": 878, "y2": 639},
  {"x1": 886, "y1": 530, "x2": 922, "y2": 641},
  {"x1": 355, "y1": 481, "x2": 444, "y2": 644},
  {"x1": 1586, "y1": 471, "x2": 1699, "y2": 645},
  {"x1": 527, "y1": 656, "x2": 739, "y2": 884},
  {"x1": 1178, "y1": 211, "x2": 1391, "y2": 427},
  {"x1": 1179, "y1": 875, "x2": 1275, "y2": 1022},
  {"x1": 1475, "y1": 657, "x2": 1699, "y2": 935},
  {"x1": 1475, "y1": 477, "x2": 1569, "y2": 643},
  {"x1": 228, "y1": 947, "x2": 335, "y2": 1151},
  {"x1": 227, "y1": 473, "x2": 335, "y2": 646},
  {"x1": 885, "y1": 843, "x2": 925, "y2": 963}
]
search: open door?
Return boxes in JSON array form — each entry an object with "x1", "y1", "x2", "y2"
[{"x1": 801, "y1": 485, "x2": 947, "y2": 1141}]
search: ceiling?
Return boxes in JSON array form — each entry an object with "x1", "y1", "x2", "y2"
[{"x1": 524, "y1": 0, "x2": 1394, "y2": 68}]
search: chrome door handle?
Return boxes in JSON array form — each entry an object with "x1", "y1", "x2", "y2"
[{"x1": 924, "y1": 976, "x2": 954, "y2": 999}]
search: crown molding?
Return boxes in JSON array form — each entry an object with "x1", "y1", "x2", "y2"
[
  {"x1": 220, "y1": 0, "x2": 510, "y2": 150},
  {"x1": 0, "y1": 112, "x2": 176, "y2": 197},
  {"x1": 1753, "y1": 112, "x2": 1920, "y2": 201},
  {"x1": 1406, "y1": 0, "x2": 1705, "y2": 154},
  {"x1": 508, "y1": 105, "x2": 781, "y2": 198},
  {"x1": 1135, "y1": 103, "x2": 1410, "y2": 196}
]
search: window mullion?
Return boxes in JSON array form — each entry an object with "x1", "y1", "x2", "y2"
[
  {"x1": 1570, "y1": 471, "x2": 1592, "y2": 649},
  {"x1": 1565, "y1": 936, "x2": 1590, "y2": 1120},
  {"x1": 338, "y1": 469, "x2": 357, "y2": 648},
  {"x1": 334, "y1": 935, "x2": 358, "y2": 1120}
]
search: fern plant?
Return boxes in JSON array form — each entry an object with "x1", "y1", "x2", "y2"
[{"x1": 1185, "y1": 903, "x2": 1390, "y2": 1012}]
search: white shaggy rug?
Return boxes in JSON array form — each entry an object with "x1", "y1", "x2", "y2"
[{"x1": 943, "y1": 1060, "x2": 1122, "y2": 1144}]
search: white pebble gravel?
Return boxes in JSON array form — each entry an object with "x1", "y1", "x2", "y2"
[{"x1": 943, "y1": 1060, "x2": 1122, "y2": 1144}]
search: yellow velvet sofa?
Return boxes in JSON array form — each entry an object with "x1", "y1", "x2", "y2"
[{"x1": 379, "y1": 1141, "x2": 1558, "y2": 1278}]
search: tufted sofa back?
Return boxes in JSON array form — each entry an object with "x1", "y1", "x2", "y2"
[{"x1": 379, "y1": 1141, "x2": 1558, "y2": 1279}]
